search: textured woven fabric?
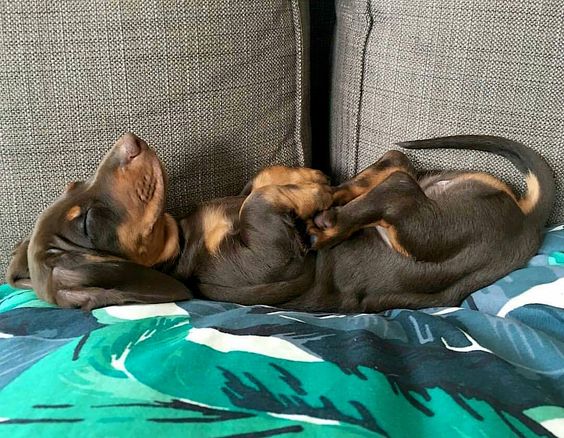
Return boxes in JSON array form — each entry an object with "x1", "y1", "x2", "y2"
[
  {"x1": 0, "y1": 0, "x2": 310, "y2": 280},
  {"x1": 331, "y1": 0, "x2": 564, "y2": 223}
]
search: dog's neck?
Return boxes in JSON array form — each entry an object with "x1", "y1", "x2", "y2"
[
  {"x1": 150, "y1": 216, "x2": 182, "y2": 271},
  {"x1": 159, "y1": 213, "x2": 213, "y2": 286}
]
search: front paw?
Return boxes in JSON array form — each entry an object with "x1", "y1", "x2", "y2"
[
  {"x1": 307, "y1": 209, "x2": 346, "y2": 250},
  {"x1": 313, "y1": 208, "x2": 338, "y2": 229}
]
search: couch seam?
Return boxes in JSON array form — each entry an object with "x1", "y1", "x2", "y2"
[
  {"x1": 353, "y1": 0, "x2": 374, "y2": 176},
  {"x1": 291, "y1": 0, "x2": 305, "y2": 167}
]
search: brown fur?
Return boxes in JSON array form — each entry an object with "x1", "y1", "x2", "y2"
[
  {"x1": 202, "y1": 206, "x2": 233, "y2": 254},
  {"x1": 370, "y1": 221, "x2": 411, "y2": 258},
  {"x1": 333, "y1": 166, "x2": 404, "y2": 205},
  {"x1": 260, "y1": 183, "x2": 333, "y2": 219},
  {"x1": 117, "y1": 213, "x2": 180, "y2": 266},
  {"x1": 332, "y1": 150, "x2": 416, "y2": 205},
  {"x1": 251, "y1": 166, "x2": 329, "y2": 191}
]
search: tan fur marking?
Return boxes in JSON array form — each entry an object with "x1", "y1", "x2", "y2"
[
  {"x1": 202, "y1": 206, "x2": 233, "y2": 255},
  {"x1": 458, "y1": 173, "x2": 518, "y2": 203},
  {"x1": 333, "y1": 166, "x2": 405, "y2": 205},
  {"x1": 117, "y1": 213, "x2": 179, "y2": 266},
  {"x1": 320, "y1": 226, "x2": 340, "y2": 240},
  {"x1": 519, "y1": 172, "x2": 540, "y2": 214},
  {"x1": 111, "y1": 144, "x2": 178, "y2": 266},
  {"x1": 66, "y1": 206, "x2": 81, "y2": 221},
  {"x1": 367, "y1": 220, "x2": 411, "y2": 257},
  {"x1": 308, "y1": 223, "x2": 343, "y2": 249},
  {"x1": 261, "y1": 184, "x2": 332, "y2": 219},
  {"x1": 116, "y1": 222, "x2": 138, "y2": 261},
  {"x1": 158, "y1": 214, "x2": 181, "y2": 263},
  {"x1": 252, "y1": 166, "x2": 328, "y2": 192}
]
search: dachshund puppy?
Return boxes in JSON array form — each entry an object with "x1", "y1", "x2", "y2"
[{"x1": 6, "y1": 134, "x2": 554, "y2": 312}]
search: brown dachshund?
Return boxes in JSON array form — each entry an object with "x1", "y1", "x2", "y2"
[{"x1": 6, "y1": 134, "x2": 554, "y2": 312}]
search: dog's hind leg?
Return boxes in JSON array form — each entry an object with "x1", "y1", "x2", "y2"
[
  {"x1": 309, "y1": 171, "x2": 451, "y2": 261},
  {"x1": 332, "y1": 150, "x2": 417, "y2": 205},
  {"x1": 359, "y1": 267, "x2": 502, "y2": 312}
]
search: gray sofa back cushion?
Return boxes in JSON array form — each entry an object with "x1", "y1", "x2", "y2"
[
  {"x1": 331, "y1": 0, "x2": 563, "y2": 224},
  {"x1": 0, "y1": 0, "x2": 310, "y2": 280}
]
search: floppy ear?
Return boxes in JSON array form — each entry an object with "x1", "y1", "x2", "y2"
[
  {"x1": 49, "y1": 253, "x2": 192, "y2": 311},
  {"x1": 6, "y1": 239, "x2": 32, "y2": 289}
]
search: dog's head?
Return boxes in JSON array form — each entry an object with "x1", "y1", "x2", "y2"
[{"x1": 6, "y1": 133, "x2": 190, "y2": 309}]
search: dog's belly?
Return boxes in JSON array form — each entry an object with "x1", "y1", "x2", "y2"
[
  {"x1": 422, "y1": 179, "x2": 453, "y2": 199},
  {"x1": 418, "y1": 173, "x2": 457, "y2": 200}
]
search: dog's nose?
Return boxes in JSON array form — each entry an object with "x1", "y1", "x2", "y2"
[{"x1": 120, "y1": 132, "x2": 143, "y2": 163}]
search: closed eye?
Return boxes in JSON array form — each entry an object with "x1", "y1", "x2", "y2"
[{"x1": 82, "y1": 208, "x2": 90, "y2": 237}]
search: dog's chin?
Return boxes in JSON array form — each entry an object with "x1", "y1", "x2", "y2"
[
  {"x1": 117, "y1": 157, "x2": 177, "y2": 266},
  {"x1": 140, "y1": 148, "x2": 167, "y2": 208}
]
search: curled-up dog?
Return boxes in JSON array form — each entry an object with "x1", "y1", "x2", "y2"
[{"x1": 7, "y1": 134, "x2": 554, "y2": 312}]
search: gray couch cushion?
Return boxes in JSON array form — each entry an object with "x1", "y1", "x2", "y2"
[
  {"x1": 0, "y1": 0, "x2": 310, "y2": 280},
  {"x1": 331, "y1": 0, "x2": 563, "y2": 224}
]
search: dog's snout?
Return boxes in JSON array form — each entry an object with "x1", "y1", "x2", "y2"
[{"x1": 120, "y1": 132, "x2": 144, "y2": 163}]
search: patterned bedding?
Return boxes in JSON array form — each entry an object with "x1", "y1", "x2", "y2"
[{"x1": 0, "y1": 227, "x2": 563, "y2": 437}]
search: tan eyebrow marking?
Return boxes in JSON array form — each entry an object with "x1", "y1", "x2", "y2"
[{"x1": 66, "y1": 205, "x2": 82, "y2": 221}]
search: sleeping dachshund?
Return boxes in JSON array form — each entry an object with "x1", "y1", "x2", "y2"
[{"x1": 6, "y1": 134, "x2": 554, "y2": 312}]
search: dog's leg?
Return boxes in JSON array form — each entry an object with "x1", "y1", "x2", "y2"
[
  {"x1": 206, "y1": 182, "x2": 334, "y2": 306},
  {"x1": 360, "y1": 289, "x2": 463, "y2": 313},
  {"x1": 240, "y1": 182, "x2": 333, "y2": 221},
  {"x1": 332, "y1": 150, "x2": 417, "y2": 205},
  {"x1": 240, "y1": 166, "x2": 329, "y2": 196},
  {"x1": 361, "y1": 292, "x2": 456, "y2": 313},
  {"x1": 309, "y1": 171, "x2": 445, "y2": 261},
  {"x1": 359, "y1": 267, "x2": 500, "y2": 312}
]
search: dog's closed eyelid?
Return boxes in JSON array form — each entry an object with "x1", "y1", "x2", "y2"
[
  {"x1": 82, "y1": 209, "x2": 89, "y2": 236},
  {"x1": 80, "y1": 207, "x2": 94, "y2": 238}
]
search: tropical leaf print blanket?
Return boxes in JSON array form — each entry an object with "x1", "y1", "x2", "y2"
[{"x1": 0, "y1": 227, "x2": 563, "y2": 437}]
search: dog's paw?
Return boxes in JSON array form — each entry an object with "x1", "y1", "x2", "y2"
[
  {"x1": 313, "y1": 208, "x2": 338, "y2": 229},
  {"x1": 307, "y1": 208, "x2": 346, "y2": 250}
]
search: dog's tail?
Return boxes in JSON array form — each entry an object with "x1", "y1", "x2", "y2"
[{"x1": 396, "y1": 135, "x2": 555, "y2": 228}]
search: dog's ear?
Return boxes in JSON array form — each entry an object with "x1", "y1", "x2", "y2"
[
  {"x1": 240, "y1": 179, "x2": 254, "y2": 196},
  {"x1": 6, "y1": 239, "x2": 32, "y2": 289},
  {"x1": 64, "y1": 180, "x2": 84, "y2": 193},
  {"x1": 46, "y1": 252, "x2": 192, "y2": 310}
]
